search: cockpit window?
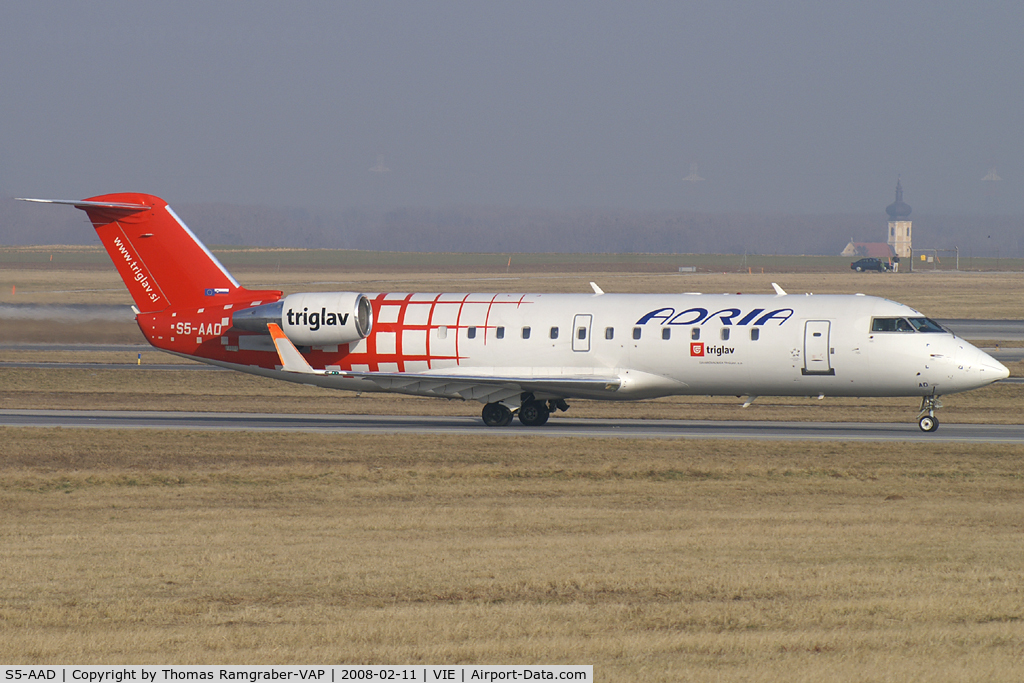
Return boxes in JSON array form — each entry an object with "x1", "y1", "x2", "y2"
[
  {"x1": 872, "y1": 318, "x2": 907, "y2": 332},
  {"x1": 908, "y1": 317, "x2": 946, "y2": 333},
  {"x1": 871, "y1": 317, "x2": 946, "y2": 333}
]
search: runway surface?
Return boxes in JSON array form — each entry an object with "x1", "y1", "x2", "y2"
[
  {"x1": 937, "y1": 319, "x2": 1024, "y2": 341},
  {"x1": 2, "y1": 409, "x2": 1021, "y2": 443},
  {"x1": 0, "y1": 361, "x2": 221, "y2": 371}
]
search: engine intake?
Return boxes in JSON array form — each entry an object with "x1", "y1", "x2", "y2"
[{"x1": 233, "y1": 292, "x2": 373, "y2": 345}]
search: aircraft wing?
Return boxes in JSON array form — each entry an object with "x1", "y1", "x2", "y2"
[
  {"x1": 266, "y1": 321, "x2": 621, "y2": 401},
  {"x1": 331, "y1": 370, "x2": 622, "y2": 402}
]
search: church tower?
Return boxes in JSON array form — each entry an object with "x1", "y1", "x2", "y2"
[{"x1": 886, "y1": 179, "x2": 912, "y2": 257}]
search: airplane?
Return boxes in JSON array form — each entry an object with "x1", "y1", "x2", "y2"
[{"x1": 20, "y1": 193, "x2": 1010, "y2": 432}]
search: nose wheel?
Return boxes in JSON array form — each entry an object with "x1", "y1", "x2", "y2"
[{"x1": 917, "y1": 396, "x2": 942, "y2": 432}]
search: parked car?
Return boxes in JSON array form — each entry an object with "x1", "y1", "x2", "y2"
[{"x1": 850, "y1": 257, "x2": 889, "y2": 272}]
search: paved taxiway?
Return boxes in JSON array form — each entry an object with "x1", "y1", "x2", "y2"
[{"x1": 2, "y1": 409, "x2": 1021, "y2": 443}]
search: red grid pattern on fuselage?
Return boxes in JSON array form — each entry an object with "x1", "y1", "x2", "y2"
[{"x1": 341, "y1": 292, "x2": 533, "y2": 372}]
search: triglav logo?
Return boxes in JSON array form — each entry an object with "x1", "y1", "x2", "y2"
[
  {"x1": 287, "y1": 307, "x2": 350, "y2": 331},
  {"x1": 690, "y1": 342, "x2": 704, "y2": 357}
]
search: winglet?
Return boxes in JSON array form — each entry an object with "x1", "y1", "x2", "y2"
[
  {"x1": 267, "y1": 323, "x2": 318, "y2": 374},
  {"x1": 590, "y1": 282, "x2": 605, "y2": 295},
  {"x1": 772, "y1": 283, "x2": 787, "y2": 296}
]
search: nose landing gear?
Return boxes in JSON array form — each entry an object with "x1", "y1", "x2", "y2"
[{"x1": 917, "y1": 395, "x2": 942, "y2": 432}]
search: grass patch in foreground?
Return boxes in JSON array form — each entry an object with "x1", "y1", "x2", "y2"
[{"x1": 2, "y1": 429, "x2": 1023, "y2": 680}]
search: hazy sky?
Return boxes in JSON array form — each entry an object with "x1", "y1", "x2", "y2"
[{"x1": 2, "y1": 1, "x2": 1021, "y2": 215}]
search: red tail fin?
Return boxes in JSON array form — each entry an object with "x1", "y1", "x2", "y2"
[{"x1": 27, "y1": 193, "x2": 280, "y2": 313}]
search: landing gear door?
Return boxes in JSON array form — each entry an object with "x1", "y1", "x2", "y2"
[
  {"x1": 572, "y1": 314, "x2": 593, "y2": 352},
  {"x1": 802, "y1": 320, "x2": 835, "y2": 375}
]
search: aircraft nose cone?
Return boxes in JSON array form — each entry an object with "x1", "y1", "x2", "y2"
[
  {"x1": 987, "y1": 356, "x2": 1011, "y2": 381},
  {"x1": 957, "y1": 345, "x2": 1010, "y2": 385}
]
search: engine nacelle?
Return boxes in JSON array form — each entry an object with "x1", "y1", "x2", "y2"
[{"x1": 233, "y1": 292, "x2": 373, "y2": 346}]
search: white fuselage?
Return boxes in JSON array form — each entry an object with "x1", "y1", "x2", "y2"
[{"x1": 201, "y1": 291, "x2": 1008, "y2": 402}]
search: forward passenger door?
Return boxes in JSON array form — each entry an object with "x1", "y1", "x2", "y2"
[{"x1": 802, "y1": 320, "x2": 834, "y2": 375}]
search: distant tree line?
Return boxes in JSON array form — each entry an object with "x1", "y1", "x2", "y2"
[{"x1": 1, "y1": 197, "x2": 1021, "y2": 257}]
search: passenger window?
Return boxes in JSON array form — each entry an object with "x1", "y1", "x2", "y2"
[
  {"x1": 632, "y1": 327, "x2": 641, "y2": 340},
  {"x1": 721, "y1": 328, "x2": 730, "y2": 341},
  {"x1": 522, "y1": 326, "x2": 531, "y2": 339},
  {"x1": 467, "y1": 327, "x2": 476, "y2": 339},
  {"x1": 437, "y1": 326, "x2": 447, "y2": 339},
  {"x1": 662, "y1": 328, "x2": 671, "y2": 340},
  {"x1": 605, "y1": 327, "x2": 614, "y2": 340},
  {"x1": 691, "y1": 328, "x2": 700, "y2": 340},
  {"x1": 550, "y1": 327, "x2": 559, "y2": 339},
  {"x1": 496, "y1": 326, "x2": 505, "y2": 339},
  {"x1": 751, "y1": 328, "x2": 760, "y2": 341},
  {"x1": 577, "y1": 327, "x2": 586, "y2": 340}
]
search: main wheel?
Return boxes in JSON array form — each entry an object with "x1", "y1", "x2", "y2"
[
  {"x1": 918, "y1": 415, "x2": 939, "y2": 432},
  {"x1": 518, "y1": 401, "x2": 550, "y2": 426},
  {"x1": 482, "y1": 402, "x2": 513, "y2": 427}
]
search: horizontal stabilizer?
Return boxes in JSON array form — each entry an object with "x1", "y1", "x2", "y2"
[{"x1": 18, "y1": 198, "x2": 151, "y2": 213}]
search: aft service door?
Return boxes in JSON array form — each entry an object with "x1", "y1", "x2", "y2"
[
  {"x1": 803, "y1": 320, "x2": 835, "y2": 375},
  {"x1": 572, "y1": 314, "x2": 592, "y2": 352}
]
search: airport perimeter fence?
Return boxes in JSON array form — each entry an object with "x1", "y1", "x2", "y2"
[{"x1": 908, "y1": 248, "x2": 959, "y2": 271}]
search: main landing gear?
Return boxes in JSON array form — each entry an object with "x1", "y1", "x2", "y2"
[
  {"x1": 517, "y1": 400, "x2": 550, "y2": 426},
  {"x1": 481, "y1": 396, "x2": 569, "y2": 427},
  {"x1": 918, "y1": 395, "x2": 942, "y2": 432},
  {"x1": 481, "y1": 402, "x2": 513, "y2": 427}
]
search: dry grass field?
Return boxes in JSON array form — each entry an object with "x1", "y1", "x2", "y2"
[
  {"x1": 2, "y1": 432, "x2": 1023, "y2": 680},
  {"x1": 2, "y1": 259, "x2": 1023, "y2": 678}
]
